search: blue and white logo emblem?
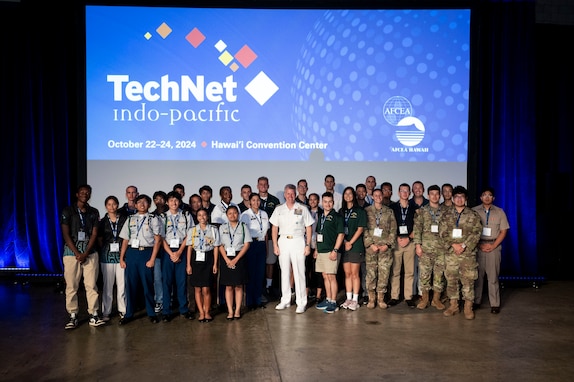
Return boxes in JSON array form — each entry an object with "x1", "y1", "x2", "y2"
[{"x1": 383, "y1": 96, "x2": 425, "y2": 147}]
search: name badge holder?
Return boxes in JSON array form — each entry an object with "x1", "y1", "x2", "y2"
[
  {"x1": 131, "y1": 239, "x2": 140, "y2": 248},
  {"x1": 110, "y1": 242, "x2": 120, "y2": 252},
  {"x1": 196, "y1": 250, "x2": 205, "y2": 262},
  {"x1": 452, "y1": 229, "x2": 462, "y2": 238},
  {"x1": 431, "y1": 224, "x2": 439, "y2": 233},
  {"x1": 374, "y1": 228, "x2": 383, "y2": 237},
  {"x1": 77, "y1": 231, "x2": 86, "y2": 242},
  {"x1": 226, "y1": 247, "x2": 235, "y2": 257}
]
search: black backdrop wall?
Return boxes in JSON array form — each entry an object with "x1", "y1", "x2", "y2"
[{"x1": 1, "y1": 0, "x2": 572, "y2": 279}]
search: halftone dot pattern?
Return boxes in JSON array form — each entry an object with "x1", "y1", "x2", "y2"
[{"x1": 290, "y1": 9, "x2": 469, "y2": 161}]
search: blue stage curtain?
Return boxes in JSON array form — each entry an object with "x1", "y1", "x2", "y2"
[
  {"x1": 1, "y1": 2, "x2": 75, "y2": 273},
  {"x1": 472, "y1": 0, "x2": 538, "y2": 276}
]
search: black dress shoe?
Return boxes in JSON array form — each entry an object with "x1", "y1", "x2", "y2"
[
  {"x1": 204, "y1": 317, "x2": 213, "y2": 323},
  {"x1": 388, "y1": 299, "x2": 399, "y2": 306},
  {"x1": 473, "y1": 303, "x2": 481, "y2": 310},
  {"x1": 162, "y1": 314, "x2": 172, "y2": 322},
  {"x1": 183, "y1": 311, "x2": 195, "y2": 320},
  {"x1": 149, "y1": 315, "x2": 159, "y2": 324},
  {"x1": 406, "y1": 299, "x2": 416, "y2": 308},
  {"x1": 491, "y1": 307, "x2": 500, "y2": 314},
  {"x1": 118, "y1": 317, "x2": 132, "y2": 326}
]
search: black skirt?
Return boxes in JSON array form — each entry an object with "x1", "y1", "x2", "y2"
[
  {"x1": 189, "y1": 249, "x2": 215, "y2": 287},
  {"x1": 219, "y1": 252, "x2": 248, "y2": 286}
]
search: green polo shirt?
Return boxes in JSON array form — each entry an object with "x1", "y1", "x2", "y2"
[{"x1": 316, "y1": 209, "x2": 344, "y2": 253}]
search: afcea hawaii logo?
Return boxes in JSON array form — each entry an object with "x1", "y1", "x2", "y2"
[{"x1": 383, "y1": 96, "x2": 428, "y2": 152}]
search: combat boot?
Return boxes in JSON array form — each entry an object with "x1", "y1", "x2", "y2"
[
  {"x1": 367, "y1": 291, "x2": 376, "y2": 309},
  {"x1": 416, "y1": 291, "x2": 429, "y2": 310},
  {"x1": 431, "y1": 290, "x2": 446, "y2": 310},
  {"x1": 377, "y1": 292, "x2": 387, "y2": 309},
  {"x1": 464, "y1": 300, "x2": 475, "y2": 320},
  {"x1": 443, "y1": 299, "x2": 459, "y2": 316}
]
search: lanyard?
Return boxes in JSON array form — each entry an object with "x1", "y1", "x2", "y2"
[
  {"x1": 401, "y1": 205, "x2": 409, "y2": 224},
  {"x1": 77, "y1": 208, "x2": 85, "y2": 230},
  {"x1": 344, "y1": 208, "x2": 353, "y2": 227},
  {"x1": 251, "y1": 209, "x2": 263, "y2": 232},
  {"x1": 375, "y1": 208, "x2": 383, "y2": 227},
  {"x1": 484, "y1": 208, "x2": 490, "y2": 225},
  {"x1": 221, "y1": 201, "x2": 229, "y2": 212},
  {"x1": 108, "y1": 217, "x2": 118, "y2": 241},
  {"x1": 169, "y1": 213, "x2": 180, "y2": 237},
  {"x1": 455, "y1": 211, "x2": 462, "y2": 228},
  {"x1": 319, "y1": 213, "x2": 327, "y2": 233},
  {"x1": 429, "y1": 207, "x2": 439, "y2": 224},
  {"x1": 136, "y1": 216, "x2": 147, "y2": 237},
  {"x1": 228, "y1": 223, "x2": 239, "y2": 245}
]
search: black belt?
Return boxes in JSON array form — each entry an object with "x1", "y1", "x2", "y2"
[
  {"x1": 136, "y1": 246, "x2": 153, "y2": 251},
  {"x1": 480, "y1": 239, "x2": 496, "y2": 243}
]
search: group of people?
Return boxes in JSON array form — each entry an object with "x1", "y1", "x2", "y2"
[{"x1": 60, "y1": 174, "x2": 509, "y2": 329}]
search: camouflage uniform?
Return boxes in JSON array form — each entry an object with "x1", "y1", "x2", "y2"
[
  {"x1": 438, "y1": 206, "x2": 482, "y2": 301},
  {"x1": 363, "y1": 204, "x2": 397, "y2": 294},
  {"x1": 413, "y1": 204, "x2": 447, "y2": 292}
]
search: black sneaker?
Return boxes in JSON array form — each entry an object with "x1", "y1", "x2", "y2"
[
  {"x1": 183, "y1": 311, "x2": 195, "y2": 320},
  {"x1": 65, "y1": 315, "x2": 78, "y2": 330},
  {"x1": 89, "y1": 315, "x2": 106, "y2": 327},
  {"x1": 149, "y1": 315, "x2": 159, "y2": 324},
  {"x1": 162, "y1": 313, "x2": 172, "y2": 322},
  {"x1": 118, "y1": 316, "x2": 132, "y2": 326},
  {"x1": 406, "y1": 299, "x2": 416, "y2": 308},
  {"x1": 388, "y1": 299, "x2": 399, "y2": 306}
]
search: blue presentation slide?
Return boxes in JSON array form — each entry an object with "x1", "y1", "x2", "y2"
[{"x1": 86, "y1": 6, "x2": 470, "y2": 162}]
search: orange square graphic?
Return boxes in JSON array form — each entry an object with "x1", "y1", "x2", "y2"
[{"x1": 156, "y1": 22, "x2": 173, "y2": 39}]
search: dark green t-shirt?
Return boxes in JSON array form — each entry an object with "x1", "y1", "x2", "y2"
[
  {"x1": 315, "y1": 209, "x2": 344, "y2": 253},
  {"x1": 341, "y1": 207, "x2": 367, "y2": 252}
]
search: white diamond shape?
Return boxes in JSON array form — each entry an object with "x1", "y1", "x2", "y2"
[
  {"x1": 215, "y1": 40, "x2": 227, "y2": 52},
  {"x1": 245, "y1": 71, "x2": 279, "y2": 106}
]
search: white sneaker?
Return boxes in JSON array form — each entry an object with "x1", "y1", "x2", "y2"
[
  {"x1": 275, "y1": 303, "x2": 291, "y2": 310},
  {"x1": 341, "y1": 299, "x2": 352, "y2": 309},
  {"x1": 296, "y1": 306, "x2": 306, "y2": 314},
  {"x1": 348, "y1": 300, "x2": 359, "y2": 311}
]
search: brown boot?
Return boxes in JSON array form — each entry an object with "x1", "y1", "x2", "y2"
[
  {"x1": 377, "y1": 292, "x2": 387, "y2": 309},
  {"x1": 443, "y1": 299, "x2": 459, "y2": 316},
  {"x1": 431, "y1": 290, "x2": 446, "y2": 310},
  {"x1": 416, "y1": 291, "x2": 429, "y2": 310},
  {"x1": 464, "y1": 300, "x2": 475, "y2": 320},
  {"x1": 367, "y1": 291, "x2": 376, "y2": 309}
]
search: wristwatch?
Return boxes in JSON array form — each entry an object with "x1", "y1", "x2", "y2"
[{"x1": 461, "y1": 243, "x2": 467, "y2": 249}]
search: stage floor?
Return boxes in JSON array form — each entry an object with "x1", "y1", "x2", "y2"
[{"x1": 0, "y1": 278, "x2": 572, "y2": 382}]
